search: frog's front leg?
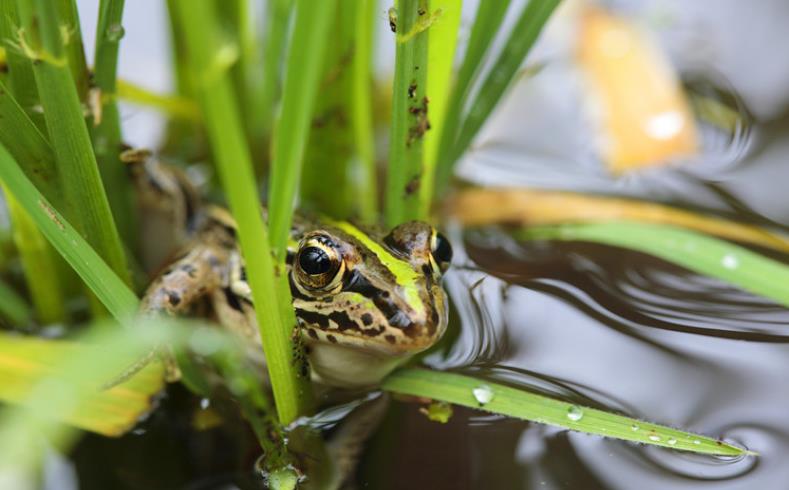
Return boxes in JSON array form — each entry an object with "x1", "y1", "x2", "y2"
[
  {"x1": 138, "y1": 242, "x2": 232, "y2": 381},
  {"x1": 142, "y1": 245, "x2": 230, "y2": 316}
]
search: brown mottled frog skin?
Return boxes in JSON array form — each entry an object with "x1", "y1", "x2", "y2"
[{"x1": 128, "y1": 152, "x2": 452, "y2": 388}]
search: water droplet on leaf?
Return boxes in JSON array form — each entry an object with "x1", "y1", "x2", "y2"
[
  {"x1": 648, "y1": 434, "x2": 661, "y2": 442},
  {"x1": 105, "y1": 24, "x2": 125, "y2": 42},
  {"x1": 472, "y1": 385, "x2": 494, "y2": 405},
  {"x1": 566, "y1": 405, "x2": 584, "y2": 421},
  {"x1": 721, "y1": 253, "x2": 739, "y2": 269}
]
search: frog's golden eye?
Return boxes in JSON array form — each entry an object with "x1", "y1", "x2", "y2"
[
  {"x1": 295, "y1": 234, "x2": 344, "y2": 291},
  {"x1": 430, "y1": 230, "x2": 453, "y2": 273}
]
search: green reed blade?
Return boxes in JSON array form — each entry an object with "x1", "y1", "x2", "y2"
[
  {"x1": 268, "y1": 0, "x2": 334, "y2": 257},
  {"x1": 433, "y1": 0, "x2": 511, "y2": 195},
  {"x1": 55, "y1": 0, "x2": 90, "y2": 101},
  {"x1": 519, "y1": 221, "x2": 789, "y2": 308},
  {"x1": 172, "y1": 0, "x2": 314, "y2": 423},
  {"x1": 15, "y1": 0, "x2": 132, "y2": 291},
  {"x1": 259, "y1": 0, "x2": 293, "y2": 151},
  {"x1": 301, "y1": 0, "x2": 357, "y2": 220},
  {"x1": 383, "y1": 368, "x2": 749, "y2": 456},
  {"x1": 0, "y1": 144, "x2": 138, "y2": 319},
  {"x1": 2, "y1": 189, "x2": 66, "y2": 324},
  {"x1": 0, "y1": 79, "x2": 61, "y2": 208},
  {"x1": 0, "y1": 0, "x2": 42, "y2": 128},
  {"x1": 216, "y1": 0, "x2": 263, "y2": 161},
  {"x1": 0, "y1": 276, "x2": 32, "y2": 326},
  {"x1": 92, "y1": 0, "x2": 135, "y2": 245},
  {"x1": 437, "y1": 0, "x2": 560, "y2": 194},
  {"x1": 0, "y1": 9, "x2": 76, "y2": 320},
  {"x1": 350, "y1": 0, "x2": 378, "y2": 223},
  {"x1": 450, "y1": 0, "x2": 560, "y2": 165},
  {"x1": 385, "y1": 0, "x2": 430, "y2": 227},
  {"x1": 419, "y1": 0, "x2": 461, "y2": 218}
]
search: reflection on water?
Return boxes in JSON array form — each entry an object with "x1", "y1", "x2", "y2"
[{"x1": 363, "y1": 227, "x2": 789, "y2": 489}]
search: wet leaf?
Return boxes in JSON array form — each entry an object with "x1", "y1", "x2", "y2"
[
  {"x1": 383, "y1": 368, "x2": 749, "y2": 456},
  {"x1": 519, "y1": 221, "x2": 789, "y2": 308}
]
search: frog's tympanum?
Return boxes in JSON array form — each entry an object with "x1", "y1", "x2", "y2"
[{"x1": 129, "y1": 153, "x2": 452, "y2": 388}]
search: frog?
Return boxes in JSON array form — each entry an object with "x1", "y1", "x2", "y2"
[{"x1": 126, "y1": 150, "x2": 453, "y2": 389}]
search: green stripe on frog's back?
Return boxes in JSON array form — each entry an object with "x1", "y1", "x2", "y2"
[{"x1": 326, "y1": 220, "x2": 426, "y2": 316}]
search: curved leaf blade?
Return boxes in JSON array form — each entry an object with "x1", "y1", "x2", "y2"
[
  {"x1": 383, "y1": 368, "x2": 749, "y2": 456},
  {"x1": 519, "y1": 221, "x2": 789, "y2": 308}
]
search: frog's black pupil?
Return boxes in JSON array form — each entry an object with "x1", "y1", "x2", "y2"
[
  {"x1": 299, "y1": 247, "x2": 332, "y2": 275},
  {"x1": 433, "y1": 233, "x2": 453, "y2": 265}
]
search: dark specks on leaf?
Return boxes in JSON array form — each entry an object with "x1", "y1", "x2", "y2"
[
  {"x1": 405, "y1": 175, "x2": 420, "y2": 195},
  {"x1": 388, "y1": 7, "x2": 397, "y2": 33}
]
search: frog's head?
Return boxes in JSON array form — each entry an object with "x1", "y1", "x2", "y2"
[{"x1": 287, "y1": 220, "x2": 452, "y2": 387}]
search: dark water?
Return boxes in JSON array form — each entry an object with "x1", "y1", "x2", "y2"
[{"x1": 64, "y1": 3, "x2": 789, "y2": 489}]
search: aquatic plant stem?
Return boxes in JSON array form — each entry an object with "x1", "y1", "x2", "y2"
[
  {"x1": 435, "y1": 0, "x2": 560, "y2": 195},
  {"x1": 351, "y1": 0, "x2": 378, "y2": 223},
  {"x1": 419, "y1": 0, "x2": 461, "y2": 218},
  {"x1": 0, "y1": 277, "x2": 32, "y2": 326},
  {"x1": 2, "y1": 190, "x2": 66, "y2": 324},
  {"x1": 433, "y1": 0, "x2": 511, "y2": 196},
  {"x1": 171, "y1": 0, "x2": 314, "y2": 424},
  {"x1": 449, "y1": 0, "x2": 560, "y2": 166},
  {"x1": 301, "y1": 0, "x2": 357, "y2": 219},
  {"x1": 267, "y1": 0, "x2": 335, "y2": 258},
  {"x1": 92, "y1": 0, "x2": 136, "y2": 245},
  {"x1": 15, "y1": 0, "x2": 132, "y2": 292},
  {"x1": 259, "y1": 0, "x2": 293, "y2": 157},
  {"x1": 0, "y1": 0, "x2": 41, "y2": 127},
  {"x1": 385, "y1": 0, "x2": 430, "y2": 228},
  {"x1": 0, "y1": 145, "x2": 139, "y2": 319}
]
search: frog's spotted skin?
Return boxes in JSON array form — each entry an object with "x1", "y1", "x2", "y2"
[{"x1": 133, "y1": 154, "x2": 451, "y2": 388}]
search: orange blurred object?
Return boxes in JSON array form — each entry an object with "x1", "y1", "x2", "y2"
[{"x1": 576, "y1": 7, "x2": 699, "y2": 173}]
